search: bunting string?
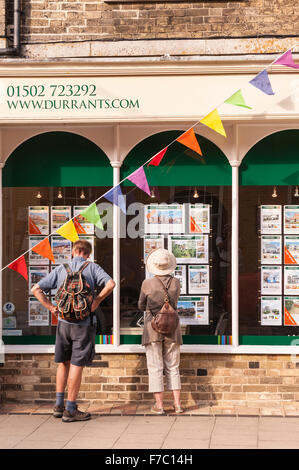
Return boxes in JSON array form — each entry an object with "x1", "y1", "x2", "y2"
[{"x1": 2, "y1": 43, "x2": 298, "y2": 276}]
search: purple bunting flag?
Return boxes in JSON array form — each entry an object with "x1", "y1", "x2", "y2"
[
  {"x1": 249, "y1": 69, "x2": 275, "y2": 96},
  {"x1": 274, "y1": 49, "x2": 299, "y2": 69},
  {"x1": 104, "y1": 185, "x2": 126, "y2": 214},
  {"x1": 127, "y1": 166, "x2": 151, "y2": 196}
]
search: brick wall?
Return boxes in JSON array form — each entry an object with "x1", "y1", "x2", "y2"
[
  {"x1": 4, "y1": 1, "x2": 298, "y2": 45},
  {"x1": 1, "y1": 353, "x2": 299, "y2": 407}
]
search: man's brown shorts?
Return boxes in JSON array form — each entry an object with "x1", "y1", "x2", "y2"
[{"x1": 55, "y1": 320, "x2": 96, "y2": 367}]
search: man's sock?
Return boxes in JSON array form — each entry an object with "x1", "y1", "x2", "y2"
[
  {"x1": 66, "y1": 400, "x2": 77, "y2": 413},
  {"x1": 55, "y1": 392, "x2": 65, "y2": 408}
]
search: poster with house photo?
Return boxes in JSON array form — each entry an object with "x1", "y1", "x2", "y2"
[
  {"x1": 168, "y1": 234, "x2": 209, "y2": 264},
  {"x1": 189, "y1": 204, "x2": 210, "y2": 234},
  {"x1": 284, "y1": 266, "x2": 299, "y2": 295},
  {"x1": 28, "y1": 297, "x2": 49, "y2": 326},
  {"x1": 284, "y1": 296, "x2": 299, "y2": 326},
  {"x1": 284, "y1": 206, "x2": 299, "y2": 235},
  {"x1": 28, "y1": 206, "x2": 49, "y2": 235},
  {"x1": 261, "y1": 296, "x2": 282, "y2": 326},
  {"x1": 173, "y1": 265, "x2": 187, "y2": 295},
  {"x1": 28, "y1": 266, "x2": 49, "y2": 292},
  {"x1": 260, "y1": 266, "x2": 282, "y2": 295},
  {"x1": 261, "y1": 235, "x2": 282, "y2": 264},
  {"x1": 284, "y1": 236, "x2": 299, "y2": 264},
  {"x1": 260, "y1": 205, "x2": 281, "y2": 234},
  {"x1": 177, "y1": 296, "x2": 209, "y2": 325},
  {"x1": 51, "y1": 235, "x2": 72, "y2": 265},
  {"x1": 188, "y1": 265, "x2": 210, "y2": 294},
  {"x1": 51, "y1": 206, "x2": 72, "y2": 232},
  {"x1": 144, "y1": 204, "x2": 185, "y2": 234}
]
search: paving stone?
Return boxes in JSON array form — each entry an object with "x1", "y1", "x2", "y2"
[{"x1": 162, "y1": 439, "x2": 210, "y2": 449}]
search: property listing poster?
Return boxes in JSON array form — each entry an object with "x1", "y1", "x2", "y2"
[
  {"x1": 261, "y1": 235, "x2": 282, "y2": 264},
  {"x1": 28, "y1": 206, "x2": 49, "y2": 235},
  {"x1": 28, "y1": 266, "x2": 49, "y2": 292},
  {"x1": 28, "y1": 297, "x2": 49, "y2": 326},
  {"x1": 143, "y1": 235, "x2": 164, "y2": 261},
  {"x1": 284, "y1": 266, "x2": 299, "y2": 295},
  {"x1": 168, "y1": 234, "x2": 209, "y2": 264},
  {"x1": 73, "y1": 206, "x2": 94, "y2": 235},
  {"x1": 51, "y1": 206, "x2": 72, "y2": 232},
  {"x1": 29, "y1": 236, "x2": 50, "y2": 265},
  {"x1": 189, "y1": 204, "x2": 210, "y2": 234},
  {"x1": 51, "y1": 235, "x2": 72, "y2": 264},
  {"x1": 188, "y1": 265, "x2": 210, "y2": 294},
  {"x1": 260, "y1": 266, "x2": 282, "y2": 295},
  {"x1": 284, "y1": 206, "x2": 299, "y2": 235},
  {"x1": 144, "y1": 204, "x2": 185, "y2": 234},
  {"x1": 260, "y1": 205, "x2": 281, "y2": 234},
  {"x1": 284, "y1": 296, "x2": 299, "y2": 326},
  {"x1": 173, "y1": 265, "x2": 187, "y2": 295},
  {"x1": 284, "y1": 236, "x2": 299, "y2": 264},
  {"x1": 261, "y1": 296, "x2": 282, "y2": 326},
  {"x1": 177, "y1": 296, "x2": 209, "y2": 325}
]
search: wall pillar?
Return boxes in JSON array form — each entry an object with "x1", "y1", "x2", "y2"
[{"x1": 230, "y1": 160, "x2": 240, "y2": 348}]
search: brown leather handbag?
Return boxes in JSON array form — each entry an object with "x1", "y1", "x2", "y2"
[{"x1": 151, "y1": 277, "x2": 179, "y2": 335}]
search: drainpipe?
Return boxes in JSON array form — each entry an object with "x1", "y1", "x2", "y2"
[{"x1": 0, "y1": 0, "x2": 21, "y2": 56}]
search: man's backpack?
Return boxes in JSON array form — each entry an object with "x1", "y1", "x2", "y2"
[
  {"x1": 55, "y1": 261, "x2": 94, "y2": 322},
  {"x1": 151, "y1": 277, "x2": 179, "y2": 335}
]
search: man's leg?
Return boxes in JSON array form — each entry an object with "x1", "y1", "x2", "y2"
[
  {"x1": 56, "y1": 361, "x2": 70, "y2": 393},
  {"x1": 66, "y1": 364, "x2": 83, "y2": 402}
]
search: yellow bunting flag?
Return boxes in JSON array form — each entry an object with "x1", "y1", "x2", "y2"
[
  {"x1": 56, "y1": 220, "x2": 79, "y2": 242},
  {"x1": 200, "y1": 109, "x2": 227, "y2": 138},
  {"x1": 176, "y1": 128, "x2": 202, "y2": 156}
]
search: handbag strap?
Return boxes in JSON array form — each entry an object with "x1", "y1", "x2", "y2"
[{"x1": 154, "y1": 276, "x2": 174, "y2": 302}]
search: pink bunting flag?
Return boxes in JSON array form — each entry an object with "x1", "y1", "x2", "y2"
[
  {"x1": 127, "y1": 166, "x2": 151, "y2": 196},
  {"x1": 273, "y1": 49, "x2": 299, "y2": 69},
  {"x1": 148, "y1": 147, "x2": 168, "y2": 167}
]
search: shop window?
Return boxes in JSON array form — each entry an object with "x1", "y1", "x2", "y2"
[
  {"x1": 2, "y1": 132, "x2": 113, "y2": 344},
  {"x1": 119, "y1": 131, "x2": 232, "y2": 345},
  {"x1": 239, "y1": 129, "x2": 299, "y2": 345}
]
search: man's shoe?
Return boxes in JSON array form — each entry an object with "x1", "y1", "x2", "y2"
[
  {"x1": 53, "y1": 405, "x2": 65, "y2": 418},
  {"x1": 62, "y1": 406, "x2": 91, "y2": 422}
]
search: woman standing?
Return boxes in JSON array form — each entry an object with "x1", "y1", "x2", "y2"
[{"x1": 138, "y1": 248, "x2": 183, "y2": 414}]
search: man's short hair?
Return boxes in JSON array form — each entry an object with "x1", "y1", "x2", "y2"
[{"x1": 73, "y1": 240, "x2": 92, "y2": 256}]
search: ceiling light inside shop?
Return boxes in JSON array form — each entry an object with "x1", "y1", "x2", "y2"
[
  {"x1": 272, "y1": 186, "x2": 278, "y2": 198},
  {"x1": 57, "y1": 188, "x2": 63, "y2": 199},
  {"x1": 193, "y1": 188, "x2": 199, "y2": 199},
  {"x1": 150, "y1": 189, "x2": 156, "y2": 199},
  {"x1": 80, "y1": 189, "x2": 86, "y2": 199},
  {"x1": 295, "y1": 186, "x2": 299, "y2": 197},
  {"x1": 36, "y1": 191, "x2": 42, "y2": 199}
]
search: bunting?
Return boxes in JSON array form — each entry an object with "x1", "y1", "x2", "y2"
[
  {"x1": 56, "y1": 220, "x2": 79, "y2": 243},
  {"x1": 249, "y1": 69, "x2": 275, "y2": 96},
  {"x1": 176, "y1": 128, "x2": 203, "y2": 155},
  {"x1": 80, "y1": 203, "x2": 104, "y2": 231},
  {"x1": 104, "y1": 185, "x2": 126, "y2": 214},
  {"x1": 73, "y1": 217, "x2": 87, "y2": 234},
  {"x1": 224, "y1": 89, "x2": 252, "y2": 109},
  {"x1": 127, "y1": 166, "x2": 151, "y2": 196},
  {"x1": 148, "y1": 147, "x2": 168, "y2": 167},
  {"x1": 274, "y1": 49, "x2": 299, "y2": 69},
  {"x1": 32, "y1": 237, "x2": 55, "y2": 263},
  {"x1": 8, "y1": 256, "x2": 28, "y2": 281},
  {"x1": 200, "y1": 109, "x2": 227, "y2": 138}
]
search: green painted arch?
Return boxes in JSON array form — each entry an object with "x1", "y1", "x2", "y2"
[
  {"x1": 3, "y1": 131, "x2": 112, "y2": 187},
  {"x1": 121, "y1": 130, "x2": 231, "y2": 186},
  {"x1": 240, "y1": 129, "x2": 299, "y2": 186}
]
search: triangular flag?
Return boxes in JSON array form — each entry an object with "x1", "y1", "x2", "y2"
[
  {"x1": 8, "y1": 256, "x2": 28, "y2": 281},
  {"x1": 249, "y1": 69, "x2": 275, "y2": 95},
  {"x1": 284, "y1": 307, "x2": 298, "y2": 326},
  {"x1": 285, "y1": 247, "x2": 297, "y2": 265},
  {"x1": 148, "y1": 147, "x2": 168, "y2": 167},
  {"x1": 104, "y1": 185, "x2": 126, "y2": 214},
  {"x1": 80, "y1": 203, "x2": 104, "y2": 230},
  {"x1": 32, "y1": 237, "x2": 55, "y2": 263},
  {"x1": 176, "y1": 128, "x2": 202, "y2": 155},
  {"x1": 224, "y1": 89, "x2": 252, "y2": 109},
  {"x1": 28, "y1": 216, "x2": 41, "y2": 235},
  {"x1": 274, "y1": 49, "x2": 299, "y2": 69},
  {"x1": 56, "y1": 220, "x2": 79, "y2": 242},
  {"x1": 200, "y1": 109, "x2": 227, "y2": 138},
  {"x1": 73, "y1": 217, "x2": 87, "y2": 234},
  {"x1": 127, "y1": 166, "x2": 151, "y2": 196}
]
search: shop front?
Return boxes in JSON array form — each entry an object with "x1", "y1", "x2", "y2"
[{"x1": 1, "y1": 60, "x2": 299, "y2": 406}]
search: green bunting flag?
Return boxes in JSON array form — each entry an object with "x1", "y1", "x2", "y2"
[
  {"x1": 80, "y1": 203, "x2": 104, "y2": 230},
  {"x1": 224, "y1": 89, "x2": 252, "y2": 109}
]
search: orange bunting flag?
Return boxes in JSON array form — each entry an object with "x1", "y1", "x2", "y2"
[
  {"x1": 148, "y1": 147, "x2": 168, "y2": 167},
  {"x1": 8, "y1": 256, "x2": 28, "y2": 281},
  {"x1": 32, "y1": 237, "x2": 55, "y2": 263},
  {"x1": 200, "y1": 109, "x2": 227, "y2": 138},
  {"x1": 73, "y1": 217, "x2": 87, "y2": 234},
  {"x1": 176, "y1": 128, "x2": 202, "y2": 156}
]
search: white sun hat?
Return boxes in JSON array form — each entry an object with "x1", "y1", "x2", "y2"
[{"x1": 146, "y1": 248, "x2": 176, "y2": 276}]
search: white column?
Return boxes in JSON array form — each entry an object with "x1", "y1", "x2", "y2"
[{"x1": 230, "y1": 160, "x2": 240, "y2": 348}]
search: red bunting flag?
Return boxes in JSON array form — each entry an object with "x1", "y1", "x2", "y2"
[
  {"x1": 176, "y1": 128, "x2": 202, "y2": 156},
  {"x1": 148, "y1": 147, "x2": 168, "y2": 167},
  {"x1": 8, "y1": 256, "x2": 28, "y2": 281}
]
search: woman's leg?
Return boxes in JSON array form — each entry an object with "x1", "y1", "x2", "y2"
[
  {"x1": 145, "y1": 342, "x2": 164, "y2": 408},
  {"x1": 163, "y1": 340, "x2": 181, "y2": 408}
]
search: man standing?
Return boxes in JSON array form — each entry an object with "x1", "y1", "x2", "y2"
[{"x1": 31, "y1": 240, "x2": 115, "y2": 422}]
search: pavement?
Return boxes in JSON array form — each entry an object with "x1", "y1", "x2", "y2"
[{"x1": 1, "y1": 403, "x2": 299, "y2": 449}]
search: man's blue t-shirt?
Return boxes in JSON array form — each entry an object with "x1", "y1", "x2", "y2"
[{"x1": 37, "y1": 256, "x2": 112, "y2": 326}]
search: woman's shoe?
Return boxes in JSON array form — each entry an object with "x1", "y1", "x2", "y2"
[
  {"x1": 174, "y1": 405, "x2": 184, "y2": 414},
  {"x1": 151, "y1": 405, "x2": 165, "y2": 414}
]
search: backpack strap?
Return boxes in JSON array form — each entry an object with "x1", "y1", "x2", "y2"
[
  {"x1": 63, "y1": 263, "x2": 72, "y2": 275},
  {"x1": 78, "y1": 261, "x2": 90, "y2": 273}
]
